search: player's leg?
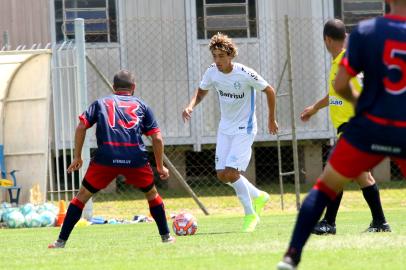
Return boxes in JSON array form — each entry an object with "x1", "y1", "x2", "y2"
[
  {"x1": 277, "y1": 138, "x2": 385, "y2": 269},
  {"x1": 124, "y1": 164, "x2": 174, "y2": 243},
  {"x1": 312, "y1": 191, "x2": 342, "y2": 235},
  {"x1": 228, "y1": 133, "x2": 269, "y2": 216},
  {"x1": 312, "y1": 142, "x2": 342, "y2": 235},
  {"x1": 49, "y1": 162, "x2": 116, "y2": 248},
  {"x1": 355, "y1": 172, "x2": 391, "y2": 232},
  {"x1": 216, "y1": 132, "x2": 254, "y2": 217},
  {"x1": 142, "y1": 184, "x2": 174, "y2": 243},
  {"x1": 277, "y1": 165, "x2": 348, "y2": 269},
  {"x1": 217, "y1": 133, "x2": 262, "y2": 232},
  {"x1": 218, "y1": 166, "x2": 258, "y2": 232},
  {"x1": 48, "y1": 186, "x2": 93, "y2": 248}
]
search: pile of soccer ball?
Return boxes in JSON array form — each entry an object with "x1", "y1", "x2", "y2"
[
  {"x1": 172, "y1": 212, "x2": 198, "y2": 236},
  {"x1": 0, "y1": 202, "x2": 58, "y2": 228}
]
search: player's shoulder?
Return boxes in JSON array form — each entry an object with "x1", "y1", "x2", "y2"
[
  {"x1": 203, "y1": 63, "x2": 218, "y2": 76},
  {"x1": 233, "y1": 62, "x2": 259, "y2": 80},
  {"x1": 355, "y1": 16, "x2": 381, "y2": 35},
  {"x1": 206, "y1": 63, "x2": 217, "y2": 72},
  {"x1": 131, "y1": 95, "x2": 148, "y2": 107}
]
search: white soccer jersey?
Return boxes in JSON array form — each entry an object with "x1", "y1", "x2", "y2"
[{"x1": 199, "y1": 62, "x2": 269, "y2": 135}]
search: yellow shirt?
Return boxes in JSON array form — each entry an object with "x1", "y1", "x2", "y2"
[{"x1": 328, "y1": 49, "x2": 362, "y2": 131}]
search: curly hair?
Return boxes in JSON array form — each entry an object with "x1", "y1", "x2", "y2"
[{"x1": 208, "y1": 33, "x2": 238, "y2": 57}]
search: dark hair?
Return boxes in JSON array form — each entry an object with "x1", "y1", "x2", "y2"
[
  {"x1": 113, "y1": 70, "x2": 135, "y2": 90},
  {"x1": 323, "y1": 19, "x2": 346, "y2": 41}
]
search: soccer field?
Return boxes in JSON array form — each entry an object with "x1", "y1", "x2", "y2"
[{"x1": 1, "y1": 207, "x2": 406, "y2": 270}]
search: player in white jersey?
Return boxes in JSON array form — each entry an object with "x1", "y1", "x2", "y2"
[{"x1": 182, "y1": 33, "x2": 278, "y2": 232}]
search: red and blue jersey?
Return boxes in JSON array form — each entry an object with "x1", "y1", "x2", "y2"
[
  {"x1": 340, "y1": 15, "x2": 406, "y2": 157},
  {"x1": 79, "y1": 92, "x2": 160, "y2": 167}
]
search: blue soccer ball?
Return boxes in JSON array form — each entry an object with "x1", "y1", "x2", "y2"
[
  {"x1": 40, "y1": 211, "x2": 56, "y2": 227},
  {"x1": 24, "y1": 212, "x2": 42, "y2": 228},
  {"x1": 6, "y1": 211, "x2": 25, "y2": 228}
]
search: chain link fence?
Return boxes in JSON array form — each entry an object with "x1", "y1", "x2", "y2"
[{"x1": 45, "y1": 16, "x2": 406, "y2": 219}]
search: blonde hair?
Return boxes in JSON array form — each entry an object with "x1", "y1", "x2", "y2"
[{"x1": 208, "y1": 33, "x2": 238, "y2": 57}]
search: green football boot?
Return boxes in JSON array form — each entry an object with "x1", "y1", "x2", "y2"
[
  {"x1": 242, "y1": 213, "x2": 259, "y2": 233},
  {"x1": 253, "y1": 191, "x2": 270, "y2": 217}
]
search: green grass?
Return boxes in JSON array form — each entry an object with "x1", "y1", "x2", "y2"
[
  {"x1": 0, "y1": 209, "x2": 406, "y2": 270},
  {"x1": 1, "y1": 186, "x2": 406, "y2": 270}
]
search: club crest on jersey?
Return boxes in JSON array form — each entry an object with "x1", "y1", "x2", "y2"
[{"x1": 233, "y1": 81, "x2": 241, "y2": 90}]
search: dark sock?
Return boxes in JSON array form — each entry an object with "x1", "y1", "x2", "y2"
[
  {"x1": 149, "y1": 195, "x2": 170, "y2": 236},
  {"x1": 58, "y1": 197, "x2": 85, "y2": 241},
  {"x1": 323, "y1": 191, "x2": 343, "y2": 225},
  {"x1": 286, "y1": 181, "x2": 335, "y2": 265},
  {"x1": 361, "y1": 184, "x2": 386, "y2": 223}
]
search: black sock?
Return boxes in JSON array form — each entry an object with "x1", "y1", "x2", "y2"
[
  {"x1": 58, "y1": 201, "x2": 83, "y2": 241},
  {"x1": 149, "y1": 196, "x2": 170, "y2": 236},
  {"x1": 323, "y1": 191, "x2": 343, "y2": 225},
  {"x1": 361, "y1": 184, "x2": 386, "y2": 223},
  {"x1": 287, "y1": 188, "x2": 333, "y2": 264}
]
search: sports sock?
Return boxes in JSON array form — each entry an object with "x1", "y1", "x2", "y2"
[
  {"x1": 323, "y1": 191, "x2": 343, "y2": 225},
  {"x1": 285, "y1": 180, "x2": 335, "y2": 265},
  {"x1": 58, "y1": 197, "x2": 85, "y2": 241},
  {"x1": 149, "y1": 195, "x2": 170, "y2": 236},
  {"x1": 239, "y1": 174, "x2": 261, "y2": 198},
  {"x1": 361, "y1": 184, "x2": 386, "y2": 223},
  {"x1": 230, "y1": 177, "x2": 255, "y2": 215}
]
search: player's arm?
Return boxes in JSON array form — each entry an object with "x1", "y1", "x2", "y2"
[
  {"x1": 334, "y1": 66, "x2": 359, "y2": 106},
  {"x1": 300, "y1": 94, "x2": 329, "y2": 122},
  {"x1": 263, "y1": 85, "x2": 278, "y2": 135},
  {"x1": 182, "y1": 88, "x2": 209, "y2": 122},
  {"x1": 335, "y1": 26, "x2": 363, "y2": 106},
  {"x1": 150, "y1": 131, "x2": 169, "y2": 180},
  {"x1": 67, "y1": 122, "x2": 87, "y2": 173}
]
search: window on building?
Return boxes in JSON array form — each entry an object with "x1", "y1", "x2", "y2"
[
  {"x1": 196, "y1": 0, "x2": 257, "y2": 39},
  {"x1": 334, "y1": 0, "x2": 386, "y2": 33},
  {"x1": 54, "y1": 0, "x2": 118, "y2": 43}
]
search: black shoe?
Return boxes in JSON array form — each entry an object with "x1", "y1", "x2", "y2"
[
  {"x1": 365, "y1": 221, "x2": 391, "y2": 232},
  {"x1": 312, "y1": 219, "x2": 336, "y2": 235},
  {"x1": 161, "y1": 234, "x2": 176, "y2": 243}
]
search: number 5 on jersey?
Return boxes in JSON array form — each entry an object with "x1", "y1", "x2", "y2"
[{"x1": 383, "y1": 39, "x2": 406, "y2": 95}]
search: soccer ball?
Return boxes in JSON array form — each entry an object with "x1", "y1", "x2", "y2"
[
  {"x1": 6, "y1": 211, "x2": 25, "y2": 228},
  {"x1": 39, "y1": 211, "x2": 56, "y2": 227},
  {"x1": 20, "y1": 203, "x2": 35, "y2": 216},
  {"x1": 24, "y1": 212, "x2": 42, "y2": 228},
  {"x1": 172, "y1": 212, "x2": 197, "y2": 236}
]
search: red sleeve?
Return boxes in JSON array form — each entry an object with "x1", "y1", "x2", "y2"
[
  {"x1": 144, "y1": 127, "x2": 160, "y2": 136},
  {"x1": 78, "y1": 114, "x2": 91, "y2": 129},
  {"x1": 340, "y1": 57, "x2": 358, "y2": 77}
]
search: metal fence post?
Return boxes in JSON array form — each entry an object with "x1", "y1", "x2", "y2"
[
  {"x1": 74, "y1": 18, "x2": 93, "y2": 219},
  {"x1": 284, "y1": 15, "x2": 301, "y2": 211}
]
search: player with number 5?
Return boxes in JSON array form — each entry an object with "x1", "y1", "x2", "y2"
[{"x1": 277, "y1": 0, "x2": 406, "y2": 269}]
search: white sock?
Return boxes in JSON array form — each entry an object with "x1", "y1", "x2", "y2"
[
  {"x1": 230, "y1": 177, "x2": 255, "y2": 215},
  {"x1": 239, "y1": 175, "x2": 261, "y2": 198}
]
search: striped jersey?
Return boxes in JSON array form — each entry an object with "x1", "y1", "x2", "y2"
[{"x1": 199, "y1": 62, "x2": 269, "y2": 135}]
